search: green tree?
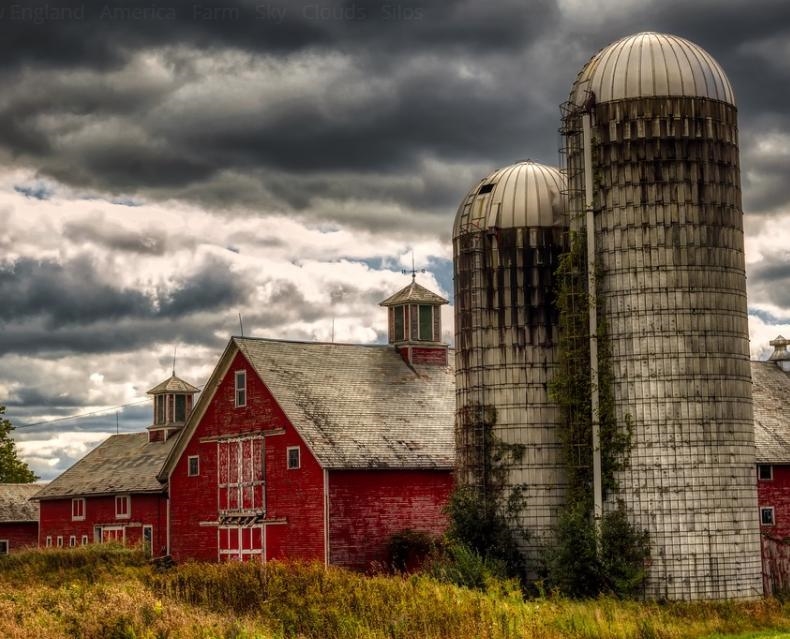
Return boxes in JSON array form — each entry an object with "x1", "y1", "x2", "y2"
[{"x1": 0, "y1": 406, "x2": 37, "y2": 482}]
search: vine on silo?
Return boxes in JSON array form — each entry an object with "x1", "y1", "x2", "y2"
[
  {"x1": 441, "y1": 403, "x2": 528, "y2": 586},
  {"x1": 547, "y1": 228, "x2": 649, "y2": 597}
]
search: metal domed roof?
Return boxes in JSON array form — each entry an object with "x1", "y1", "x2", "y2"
[
  {"x1": 453, "y1": 160, "x2": 566, "y2": 239},
  {"x1": 569, "y1": 32, "x2": 735, "y2": 107}
]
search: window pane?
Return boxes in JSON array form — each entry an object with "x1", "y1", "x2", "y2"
[
  {"x1": 155, "y1": 395, "x2": 164, "y2": 425},
  {"x1": 419, "y1": 305, "x2": 433, "y2": 340},
  {"x1": 394, "y1": 307, "x2": 404, "y2": 341},
  {"x1": 175, "y1": 395, "x2": 186, "y2": 422}
]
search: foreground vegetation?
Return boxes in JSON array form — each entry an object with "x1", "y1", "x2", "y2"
[{"x1": 0, "y1": 545, "x2": 788, "y2": 639}]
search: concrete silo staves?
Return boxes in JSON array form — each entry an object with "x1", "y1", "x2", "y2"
[
  {"x1": 453, "y1": 160, "x2": 567, "y2": 562},
  {"x1": 561, "y1": 32, "x2": 761, "y2": 599}
]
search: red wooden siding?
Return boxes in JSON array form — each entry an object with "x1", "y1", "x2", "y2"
[
  {"x1": 168, "y1": 350, "x2": 325, "y2": 563},
  {"x1": 757, "y1": 464, "x2": 790, "y2": 539},
  {"x1": 328, "y1": 469, "x2": 453, "y2": 571},
  {"x1": 38, "y1": 494, "x2": 167, "y2": 554},
  {"x1": 0, "y1": 522, "x2": 38, "y2": 553},
  {"x1": 410, "y1": 347, "x2": 448, "y2": 366}
]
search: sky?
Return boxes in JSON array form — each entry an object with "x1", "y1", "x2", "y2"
[{"x1": 2, "y1": 0, "x2": 790, "y2": 481}]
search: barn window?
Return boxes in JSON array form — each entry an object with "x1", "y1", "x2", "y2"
[
  {"x1": 188, "y1": 455, "x2": 200, "y2": 477},
  {"x1": 393, "y1": 306, "x2": 405, "y2": 341},
  {"x1": 143, "y1": 525, "x2": 153, "y2": 557},
  {"x1": 71, "y1": 497, "x2": 85, "y2": 521},
  {"x1": 155, "y1": 394, "x2": 165, "y2": 425},
  {"x1": 69, "y1": 535, "x2": 76, "y2": 547},
  {"x1": 115, "y1": 495, "x2": 131, "y2": 519},
  {"x1": 761, "y1": 507, "x2": 775, "y2": 526},
  {"x1": 418, "y1": 305, "x2": 433, "y2": 340},
  {"x1": 175, "y1": 394, "x2": 187, "y2": 422},
  {"x1": 0, "y1": 540, "x2": 8, "y2": 555},
  {"x1": 477, "y1": 183, "x2": 494, "y2": 195},
  {"x1": 81, "y1": 535, "x2": 88, "y2": 546},
  {"x1": 57, "y1": 536, "x2": 63, "y2": 547},
  {"x1": 46, "y1": 536, "x2": 52, "y2": 547},
  {"x1": 235, "y1": 371, "x2": 247, "y2": 407},
  {"x1": 758, "y1": 464, "x2": 773, "y2": 481},
  {"x1": 287, "y1": 446, "x2": 301, "y2": 470}
]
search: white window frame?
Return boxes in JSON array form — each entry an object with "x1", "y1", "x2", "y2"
[
  {"x1": 115, "y1": 495, "x2": 131, "y2": 520},
  {"x1": 758, "y1": 464, "x2": 773, "y2": 481},
  {"x1": 71, "y1": 497, "x2": 85, "y2": 521},
  {"x1": 69, "y1": 535, "x2": 76, "y2": 547},
  {"x1": 143, "y1": 525, "x2": 153, "y2": 556},
  {"x1": 57, "y1": 536, "x2": 63, "y2": 547},
  {"x1": 0, "y1": 540, "x2": 8, "y2": 555},
  {"x1": 46, "y1": 536, "x2": 52, "y2": 547},
  {"x1": 287, "y1": 446, "x2": 301, "y2": 470},
  {"x1": 761, "y1": 506, "x2": 776, "y2": 526},
  {"x1": 81, "y1": 535, "x2": 88, "y2": 546},
  {"x1": 235, "y1": 370, "x2": 247, "y2": 407},
  {"x1": 188, "y1": 455, "x2": 200, "y2": 477}
]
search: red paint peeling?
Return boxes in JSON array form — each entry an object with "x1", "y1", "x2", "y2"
[{"x1": 0, "y1": 522, "x2": 38, "y2": 553}]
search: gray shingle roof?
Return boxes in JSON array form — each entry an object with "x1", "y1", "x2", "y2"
[
  {"x1": 379, "y1": 281, "x2": 448, "y2": 306},
  {"x1": 147, "y1": 374, "x2": 200, "y2": 395},
  {"x1": 34, "y1": 433, "x2": 174, "y2": 500},
  {"x1": 752, "y1": 361, "x2": 790, "y2": 464},
  {"x1": 235, "y1": 338, "x2": 455, "y2": 469},
  {"x1": 0, "y1": 484, "x2": 41, "y2": 522}
]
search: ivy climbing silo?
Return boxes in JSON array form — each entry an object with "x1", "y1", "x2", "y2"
[
  {"x1": 453, "y1": 160, "x2": 567, "y2": 564},
  {"x1": 561, "y1": 32, "x2": 762, "y2": 599}
]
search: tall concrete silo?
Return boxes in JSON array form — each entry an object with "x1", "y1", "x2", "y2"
[
  {"x1": 561, "y1": 32, "x2": 761, "y2": 599},
  {"x1": 453, "y1": 160, "x2": 567, "y2": 561}
]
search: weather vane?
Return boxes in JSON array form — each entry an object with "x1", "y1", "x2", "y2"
[{"x1": 401, "y1": 251, "x2": 426, "y2": 281}]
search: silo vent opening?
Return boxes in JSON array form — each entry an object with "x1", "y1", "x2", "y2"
[{"x1": 477, "y1": 183, "x2": 494, "y2": 195}]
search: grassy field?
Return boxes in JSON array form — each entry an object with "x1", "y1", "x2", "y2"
[{"x1": 0, "y1": 546, "x2": 789, "y2": 639}]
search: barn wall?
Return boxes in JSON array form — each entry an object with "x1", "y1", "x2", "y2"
[
  {"x1": 38, "y1": 494, "x2": 166, "y2": 552},
  {"x1": 168, "y1": 350, "x2": 325, "y2": 563},
  {"x1": 758, "y1": 464, "x2": 790, "y2": 539},
  {"x1": 0, "y1": 522, "x2": 38, "y2": 553},
  {"x1": 328, "y1": 469, "x2": 453, "y2": 571}
]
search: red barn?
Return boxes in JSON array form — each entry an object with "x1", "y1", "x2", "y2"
[
  {"x1": 0, "y1": 484, "x2": 41, "y2": 553},
  {"x1": 160, "y1": 279, "x2": 455, "y2": 567},
  {"x1": 34, "y1": 374, "x2": 199, "y2": 555},
  {"x1": 752, "y1": 336, "x2": 790, "y2": 592}
]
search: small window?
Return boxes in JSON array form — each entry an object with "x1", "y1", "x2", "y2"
[
  {"x1": 287, "y1": 446, "x2": 300, "y2": 470},
  {"x1": 115, "y1": 495, "x2": 130, "y2": 519},
  {"x1": 758, "y1": 464, "x2": 773, "y2": 481},
  {"x1": 188, "y1": 455, "x2": 200, "y2": 477},
  {"x1": 235, "y1": 371, "x2": 247, "y2": 407},
  {"x1": 143, "y1": 525, "x2": 153, "y2": 557},
  {"x1": 155, "y1": 394, "x2": 165, "y2": 425},
  {"x1": 46, "y1": 536, "x2": 52, "y2": 547},
  {"x1": 57, "y1": 536, "x2": 63, "y2": 547},
  {"x1": 418, "y1": 305, "x2": 433, "y2": 341},
  {"x1": 761, "y1": 507, "x2": 775, "y2": 526},
  {"x1": 175, "y1": 394, "x2": 186, "y2": 422},
  {"x1": 81, "y1": 535, "x2": 88, "y2": 546},
  {"x1": 71, "y1": 498, "x2": 85, "y2": 521},
  {"x1": 477, "y1": 183, "x2": 494, "y2": 195},
  {"x1": 69, "y1": 535, "x2": 76, "y2": 547},
  {"x1": 393, "y1": 307, "x2": 405, "y2": 341},
  {"x1": 0, "y1": 540, "x2": 8, "y2": 555}
]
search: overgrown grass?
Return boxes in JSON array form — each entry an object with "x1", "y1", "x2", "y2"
[{"x1": 0, "y1": 546, "x2": 788, "y2": 638}]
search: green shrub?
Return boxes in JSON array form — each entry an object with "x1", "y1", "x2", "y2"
[{"x1": 387, "y1": 529, "x2": 436, "y2": 573}]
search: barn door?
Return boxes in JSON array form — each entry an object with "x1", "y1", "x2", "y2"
[{"x1": 217, "y1": 436, "x2": 265, "y2": 561}]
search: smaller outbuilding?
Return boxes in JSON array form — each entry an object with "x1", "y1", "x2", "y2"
[{"x1": 0, "y1": 483, "x2": 41, "y2": 554}]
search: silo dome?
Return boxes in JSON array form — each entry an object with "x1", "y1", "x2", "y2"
[
  {"x1": 569, "y1": 32, "x2": 735, "y2": 106},
  {"x1": 453, "y1": 160, "x2": 565, "y2": 239}
]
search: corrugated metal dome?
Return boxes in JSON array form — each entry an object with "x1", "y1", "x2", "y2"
[
  {"x1": 569, "y1": 32, "x2": 735, "y2": 106},
  {"x1": 453, "y1": 160, "x2": 566, "y2": 239}
]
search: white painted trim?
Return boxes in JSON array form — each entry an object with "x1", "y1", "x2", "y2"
[
  {"x1": 187, "y1": 455, "x2": 200, "y2": 477},
  {"x1": 323, "y1": 468, "x2": 329, "y2": 567},
  {"x1": 287, "y1": 446, "x2": 301, "y2": 470},
  {"x1": 115, "y1": 495, "x2": 131, "y2": 519},
  {"x1": 71, "y1": 497, "x2": 86, "y2": 521},
  {"x1": 761, "y1": 506, "x2": 776, "y2": 526},
  {"x1": 234, "y1": 369, "x2": 247, "y2": 407}
]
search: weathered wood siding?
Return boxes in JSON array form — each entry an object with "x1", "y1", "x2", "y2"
[{"x1": 328, "y1": 469, "x2": 453, "y2": 570}]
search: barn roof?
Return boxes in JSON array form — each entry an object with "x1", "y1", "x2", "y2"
[
  {"x1": 34, "y1": 433, "x2": 174, "y2": 500},
  {"x1": 0, "y1": 484, "x2": 41, "y2": 522},
  {"x1": 752, "y1": 361, "x2": 790, "y2": 464},
  {"x1": 147, "y1": 374, "x2": 200, "y2": 395},
  {"x1": 161, "y1": 337, "x2": 455, "y2": 477}
]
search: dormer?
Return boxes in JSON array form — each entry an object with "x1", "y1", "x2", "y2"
[
  {"x1": 379, "y1": 278, "x2": 449, "y2": 366},
  {"x1": 146, "y1": 374, "x2": 200, "y2": 443}
]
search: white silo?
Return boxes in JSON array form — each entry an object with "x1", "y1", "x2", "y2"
[
  {"x1": 561, "y1": 32, "x2": 761, "y2": 599},
  {"x1": 453, "y1": 160, "x2": 567, "y2": 563}
]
